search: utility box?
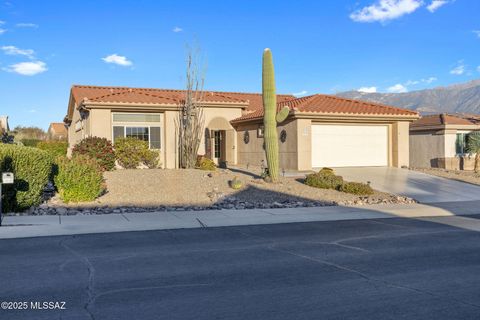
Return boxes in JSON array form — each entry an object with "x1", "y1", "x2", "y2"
[{"x1": 2, "y1": 172, "x2": 14, "y2": 184}]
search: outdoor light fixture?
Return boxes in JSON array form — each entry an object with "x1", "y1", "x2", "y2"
[{"x1": 0, "y1": 172, "x2": 14, "y2": 226}]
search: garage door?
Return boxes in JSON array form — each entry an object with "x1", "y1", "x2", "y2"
[{"x1": 311, "y1": 124, "x2": 388, "y2": 168}]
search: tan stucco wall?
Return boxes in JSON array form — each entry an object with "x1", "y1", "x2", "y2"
[
  {"x1": 67, "y1": 105, "x2": 86, "y2": 155},
  {"x1": 295, "y1": 119, "x2": 312, "y2": 171},
  {"x1": 89, "y1": 109, "x2": 112, "y2": 140},
  {"x1": 392, "y1": 121, "x2": 410, "y2": 167},
  {"x1": 409, "y1": 131, "x2": 445, "y2": 168},
  {"x1": 235, "y1": 119, "x2": 300, "y2": 170}
]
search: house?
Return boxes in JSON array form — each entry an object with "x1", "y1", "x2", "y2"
[
  {"x1": 64, "y1": 85, "x2": 419, "y2": 170},
  {"x1": 0, "y1": 115, "x2": 9, "y2": 134},
  {"x1": 410, "y1": 113, "x2": 480, "y2": 170},
  {"x1": 48, "y1": 122, "x2": 68, "y2": 140}
]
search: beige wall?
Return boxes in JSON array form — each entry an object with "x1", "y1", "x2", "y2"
[
  {"x1": 392, "y1": 121, "x2": 410, "y2": 167},
  {"x1": 409, "y1": 131, "x2": 445, "y2": 168},
  {"x1": 67, "y1": 105, "x2": 86, "y2": 155},
  {"x1": 235, "y1": 119, "x2": 300, "y2": 170}
]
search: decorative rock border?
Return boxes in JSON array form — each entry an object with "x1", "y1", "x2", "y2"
[{"x1": 8, "y1": 195, "x2": 417, "y2": 216}]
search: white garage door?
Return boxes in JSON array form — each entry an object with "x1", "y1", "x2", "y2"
[{"x1": 311, "y1": 124, "x2": 388, "y2": 168}]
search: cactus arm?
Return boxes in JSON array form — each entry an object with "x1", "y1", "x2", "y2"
[
  {"x1": 276, "y1": 106, "x2": 290, "y2": 123},
  {"x1": 262, "y1": 48, "x2": 280, "y2": 182}
]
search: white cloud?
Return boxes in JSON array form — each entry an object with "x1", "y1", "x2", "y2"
[
  {"x1": 450, "y1": 61, "x2": 465, "y2": 75},
  {"x1": 357, "y1": 86, "x2": 377, "y2": 93},
  {"x1": 15, "y1": 22, "x2": 38, "y2": 28},
  {"x1": 427, "y1": 0, "x2": 448, "y2": 12},
  {"x1": 0, "y1": 28, "x2": 6, "y2": 34},
  {"x1": 3, "y1": 61, "x2": 47, "y2": 76},
  {"x1": 172, "y1": 26, "x2": 183, "y2": 32},
  {"x1": 1, "y1": 45, "x2": 35, "y2": 58},
  {"x1": 292, "y1": 90, "x2": 308, "y2": 96},
  {"x1": 387, "y1": 83, "x2": 408, "y2": 93},
  {"x1": 0, "y1": 20, "x2": 5, "y2": 25},
  {"x1": 473, "y1": 30, "x2": 480, "y2": 38},
  {"x1": 423, "y1": 76, "x2": 437, "y2": 83},
  {"x1": 350, "y1": 0, "x2": 423, "y2": 23},
  {"x1": 102, "y1": 54, "x2": 133, "y2": 66}
]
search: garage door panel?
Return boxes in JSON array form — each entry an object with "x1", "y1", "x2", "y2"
[{"x1": 312, "y1": 125, "x2": 388, "y2": 168}]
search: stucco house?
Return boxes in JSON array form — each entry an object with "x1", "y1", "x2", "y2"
[
  {"x1": 410, "y1": 113, "x2": 480, "y2": 170},
  {"x1": 64, "y1": 85, "x2": 419, "y2": 170},
  {"x1": 48, "y1": 122, "x2": 68, "y2": 140}
]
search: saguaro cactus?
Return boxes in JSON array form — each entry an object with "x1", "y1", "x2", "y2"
[{"x1": 262, "y1": 48, "x2": 289, "y2": 182}]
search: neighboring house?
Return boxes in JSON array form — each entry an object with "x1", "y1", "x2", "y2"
[
  {"x1": 64, "y1": 85, "x2": 419, "y2": 170},
  {"x1": 0, "y1": 115, "x2": 9, "y2": 134},
  {"x1": 410, "y1": 114, "x2": 480, "y2": 170},
  {"x1": 48, "y1": 122, "x2": 68, "y2": 140}
]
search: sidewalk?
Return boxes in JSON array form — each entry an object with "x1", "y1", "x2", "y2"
[{"x1": 1, "y1": 201, "x2": 480, "y2": 239}]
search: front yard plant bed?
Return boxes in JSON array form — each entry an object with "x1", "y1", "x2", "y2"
[{"x1": 16, "y1": 168, "x2": 415, "y2": 216}]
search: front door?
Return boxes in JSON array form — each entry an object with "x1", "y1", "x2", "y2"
[{"x1": 213, "y1": 130, "x2": 226, "y2": 165}]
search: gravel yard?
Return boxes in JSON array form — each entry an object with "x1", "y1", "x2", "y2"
[
  {"x1": 412, "y1": 167, "x2": 480, "y2": 186},
  {"x1": 27, "y1": 168, "x2": 415, "y2": 215}
]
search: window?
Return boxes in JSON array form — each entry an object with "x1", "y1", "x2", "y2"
[
  {"x1": 126, "y1": 127, "x2": 149, "y2": 142},
  {"x1": 113, "y1": 126, "x2": 161, "y2": 149},
  {"x1": 456, "y1": 133, "x2": 470, "y2": 155},
  {"x1": 214, "y1": 131, "x2": 221, "y2": 158},
  {"x1": 113, "y1": 113, "x2": 161, "y2": 122},
  {"x1": 257, "y1": 126, "x2": 264, "y2": 138}
]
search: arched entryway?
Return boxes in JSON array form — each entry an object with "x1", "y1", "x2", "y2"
[{"x1": 206, "y1": 117, "x2": 235, "y2": 166}]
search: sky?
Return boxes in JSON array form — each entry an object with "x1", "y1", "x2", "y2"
[{"x1": 0, "y1": 0, "x2": 479, "y2": 129}]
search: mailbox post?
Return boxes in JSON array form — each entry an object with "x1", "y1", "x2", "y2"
[{"x1": 0, "y1": 172, "x2": 14, "y2": 226}]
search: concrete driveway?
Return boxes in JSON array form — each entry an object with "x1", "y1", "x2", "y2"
[{"x1": 334, "y1": 167, "x2": 480, "y2": 203}]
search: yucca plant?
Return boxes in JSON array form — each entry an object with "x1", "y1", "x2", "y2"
[{"x1": 467, "y1": 131, "x2": 480, "y2": 173}]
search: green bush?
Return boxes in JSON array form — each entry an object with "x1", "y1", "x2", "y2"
[
  {"x1": 114, "y1": 137, "x2": 159, "y2": 169},
  {"x1": 339, "y1": 182, "x2": 374, "y2": 195},
  {"x1": 229, "y1": 176, "x2": 243, "y2": 189},
  {"x1": 196, "y1": 156, "x2": 216, "y2": 171},
  {"x1": 0, "y1": 144, "x2": 52, "y2": 212},
  {"x1": 72, "y1": 137, "x2": 115, "y2": 171},
  {"x1": 37, "y1": 141, "x2": 68, "y2": 158},
  {"x1": 54, "y1": 156, "x2": 105, "y2": 203},
  {"x1": 20, "y1": 138, "x2": 42, "y2": 147},
  {"x1": 304, "y1": 171, "x2": 343, "y2": 190}
]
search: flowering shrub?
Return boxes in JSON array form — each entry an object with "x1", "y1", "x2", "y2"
[{"x1": 72, "y1": 137, "x2": 115, "y2": 171}]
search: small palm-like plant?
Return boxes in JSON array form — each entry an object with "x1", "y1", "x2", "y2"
[{"x1": 467, "y1": 131, "x2": 480, "y2": 173}]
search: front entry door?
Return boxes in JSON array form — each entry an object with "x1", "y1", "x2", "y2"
[{"x1": 213, "y1": 130, "x2": 226, "y2": 165}]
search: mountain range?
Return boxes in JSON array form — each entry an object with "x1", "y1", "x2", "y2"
[{"x1": 336, "y1": 79, "x2": 480, "y2": 114}]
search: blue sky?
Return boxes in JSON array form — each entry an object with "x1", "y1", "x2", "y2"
[{"x1": 0, "y1": 0, "x2": 479, "y2": 129}]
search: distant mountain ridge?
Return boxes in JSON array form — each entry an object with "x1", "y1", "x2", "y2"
[{"x1": 336, "y1": 79, "x2": 480, "y2": 114}]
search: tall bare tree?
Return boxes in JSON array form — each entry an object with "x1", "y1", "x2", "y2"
[{"x1": 177, "y1": 46, "x2": 206, "y2": 168}]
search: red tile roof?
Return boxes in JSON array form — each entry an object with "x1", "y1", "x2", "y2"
[
  {"x1": 231, "y1": 94, "x2": 419, "y2": 122},
  {"x1": 411, "y1": 114, "x2": 479, "y2": 127},
  {"x1": 71, "y1": 85, "x2": 294, "y2": 109},
  {"x1": 49, "y1": 122, "x2": 67, "y2": 134}
]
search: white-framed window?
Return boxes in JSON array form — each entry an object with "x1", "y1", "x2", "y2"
[{"x1": 112, "y1": 113, "x2": 161, "y2": 149}]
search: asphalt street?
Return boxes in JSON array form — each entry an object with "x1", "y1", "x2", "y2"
[{"x1": 2, "y1": 215, "x2": 480, "y2": 320}]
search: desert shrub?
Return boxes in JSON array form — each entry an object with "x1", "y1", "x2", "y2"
[
  {"x1": 339, "y1": 182, "x2": 374, "y2": 195},
  {"x1": 229, "y1": 176, "x2": 243, "y2": 189},
  {"x1": 54, "y1": 156, "x2": 105, "y2": 203},
  {"x1": 196, "y1": 156, "x2": 216, "y2": 171},
  {"x1": 318, "y1": 167, "x2": 334, "y2": 175},
  {"x1": 305, "y1": 171, "x2": 343, "y2": 190},
  {"x1": 114, "y1": 137, "x2": 159, "y2": 169},
  {"x1": 37, "y1": 141, "x2": 68, "y2": 158},
  {"x1": 20, "y1": 138, "x2": 42, "y2": 147},
  {"x1": 72, "y1": 137, "x2": 115, "y2": 171},
  {"x1": 0, "y1": 144, "x2": 52, "y2": 212}
]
